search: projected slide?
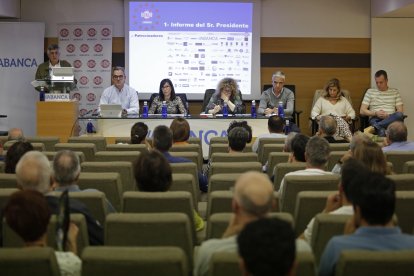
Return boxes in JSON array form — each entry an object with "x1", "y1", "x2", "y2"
[{"x1": 128, "y1": 1, "x2": 253, "y2": 98}]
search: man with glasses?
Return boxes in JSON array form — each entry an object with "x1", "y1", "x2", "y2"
[
  {"x1": 99, "y1": 66, "x2": 139, "y2": 115},
  {"x1": 258, "y1": 71, "x2": 295, "y2": 116}
]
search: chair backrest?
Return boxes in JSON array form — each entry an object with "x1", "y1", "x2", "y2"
[
  {"x1": 208, "y1": 143, "x2": 253, "y2": 159},
  {"x1": 329, "y1": 143, "x2": 350, "y2": 152},
  {"x1": 171, "y1": 173, "x2": 198, "y2": 209},
  {"x1": 81, "y1": 161, "x2": 135, "y2": 193},
  {"x1": 68, "y1": 136, "x2": 107, "y2": 152},
  {"x1": 0, "y1": 173, "x2": 17, "y2": 189},
  {"x1": 122, "y1": 191, "x2": 196, "y2": 243},
  {"x1": 260, "y1": 144, "x2": 285, "y2": 165},
  {"x1": 0, "y1": 160, "x2": 4, "y2": 173},
  {"x1": 170, "y1": 144, "x2": 203, "y2": 169},
  {"x1": 176, "y1": 93, "x2": 188, "y2": 112},
  {"x1": 266, "y1": 152, "x2": 290, "y2": 177},
  {"x1": 43, "y1": 151, "x2": 86, "y2": 163},
  {"x1": 385, "y1": 151, "x2": 414, "y2": 174},
  {"x1": 78, "y1": 172, "x2": 123, "y2": 211},
  {"x1": 208, "y1": 251, "x2": 240, "y2": 276},
  {"x1": 208, "y1": 173, "x2": 239, "y2": 193},
  {"x1": 0, "y1": 247, "x2": 61, "y2": 276},
  {"x1": 114, "y1": 137, "x2": 131, "y2": 144},
  {"x1": 81, "y1": 246, "x2": 189, "y2": 276},
  {"x1": 106, "y1": 143, "x2": 149, "y2": 153},
  {"x1": 211, "y1": 152, "x2": 258, "y2": 163},
  {"x1": 54, "y1": 142, "x2": 96, "y2": 161},
  {"x1": 335, "y1": 250, "x2": 414, "y2": 276},
  {"x1": 26, "y1": 136, "x2": 60, "y2": 151},
  {"x1": 296, "y1": 251, "x2": 317, "y2": 276},
  {"x1": 188, "y1": 137, "x2": 202, "y2": 147},
  {"x1": 327, "y1": 151, "x2": 348, "y2": 171},
  {"x1": 387, "y1": 174, "x2": 414, "y2": 191},
  {"x1": 403, "y1": 161, "x2": 414, "y2": 173},
  {"x1": 206, "y1": 212, "x2": 292, "y2": 240},
  {"x1": 3, "y1": 141, "x2": 46, "y2": 152},
  {"x1": 280, "y1": 174, "x2": 340, "y2": 214},
  {"x1": 257, "y1": 137, "x2": 286, "y2": 161},
  {"x1": 105, "y1": 212, "x2": 194, "y2": 268},
  {"x1": 3, "y1": 214, "x2": 89, "y2": 254},
  {"x1": 395, "y1": 191, "x2": 414, "y2": 234},
  {"x1": 294, "y1": 191, "x2": 332, "y2": 236},
  {"x1": 94, "y1": 151, "x2": 140, "y2": 163},
  {"x1": 310, "y1": 213, "x2": 351, "y2": 263},
  {"x1": 170, "y1": 151, "x2": 202, "y2": 171},
  {"x1": 209, "y1": 137, "x2": 228, "y2": 144},
  {"x1": 202, "y1": 89, "x2": 216, "y2": 113},
  {"x1": 209, "y1": 162, "x2": 262, "y2": 179},
  {"x1": 171, "y1": 162, "x2": 199, "y2": 189},
  {"x1": 273, "y1": 162, "x2": 307, "y2": 190},
  {"x1": 49, "y1": 190, "x2": 108, "y2": 225}
]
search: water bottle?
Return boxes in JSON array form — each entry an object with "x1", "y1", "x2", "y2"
[
  {"x1": 222, "y1": 102, "x2": 228, "y2": 117},
  {"x1": 251, "y1": 100, "x2": 256, "y2": 118},
  {"x1": 278, "y1": 101, "x2": 285, "y2": 119},
  {"x1": 39, "y1": 86, "x2": 45, "y2": 102},
  {"x1": 162, "y1": 101, "x2": 167, "y2": 118},
  {"x1": 284, "y1": 119, "x2": 291, "y2": 135},
  {"x1": 142, "y1": 101, "x2": 148, "y2": 118},
  {"x1": 86, "y1": 119, "x2": 94, "y2": 134}
]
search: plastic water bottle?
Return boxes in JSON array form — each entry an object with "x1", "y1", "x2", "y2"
[
  {"x1": 162, "y1": 101, "x2": 167, "y2": 118},
  {"x1": 39, "y1": 86, "x2": 45, "y2": 102},
  {"x1": 251, "y1": 100, "x2": 256, "y2": 118},
  {"x1": 86, "y1": 119, "x2": 94, "y2": 134},
  {"x1": 222, "y1": 102, "x2": 228, "y2": 117},
  {"x1": 278, "y1": 101, "x2": 285, "y2": 119},
  {"x1": 142, "y1": 101, "x2": 148, "y2": 118},
  {"x1": 284, "y1": 119, "x2": 291, "y2": 135}
]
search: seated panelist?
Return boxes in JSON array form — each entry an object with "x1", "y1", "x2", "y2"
[
  {"x1": 205, "y1": 78, "x2": 245, "y2": 115},
  {"x1": 149, "y1": 79, "x2": 186, "y2": 114}
]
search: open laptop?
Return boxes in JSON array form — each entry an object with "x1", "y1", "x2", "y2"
[
  {"x1": 100, "y1": 104, "x2": 123, "y2": 118},
  {"x1": 50, "y1": 67, "x2": 75, "y2": 82}
]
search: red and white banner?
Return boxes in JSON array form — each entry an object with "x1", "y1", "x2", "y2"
[{"x1": 58, "y1": 23, "x2": 112, "y2": 134}]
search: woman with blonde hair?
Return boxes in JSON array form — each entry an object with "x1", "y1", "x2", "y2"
[
  {"x1": 205, "y1": 78, "x2": 244, "y2": 115},
  {"x1": 353, "y1": 140, "x2": 391, "y2": 175}
]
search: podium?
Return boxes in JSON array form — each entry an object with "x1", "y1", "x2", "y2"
[{"x1": 36, "y1": 101, "x2": 79, "y2": 142}]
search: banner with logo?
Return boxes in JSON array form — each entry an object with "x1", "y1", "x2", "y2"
[
  {"x1": 0, "y1": 22, "x2": 44, "y2": 135},
  {"x1": 58, "y1": 23, "x2": 112, "y2": 134}
]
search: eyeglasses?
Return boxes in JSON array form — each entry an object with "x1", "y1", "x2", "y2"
[{"x1": 112, "y1": 75, "x2": 124, "y2": 80}]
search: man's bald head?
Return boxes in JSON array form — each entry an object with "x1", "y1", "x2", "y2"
[
  {"x1": 16, "y1": 151, "x2": 52, "y2": 194},
  {"x1": 234, "y1": 171, "x2": 274, "y2": 217},
  {"x1": 8, "y1": 128, "x2": 24, "y2": 141}
]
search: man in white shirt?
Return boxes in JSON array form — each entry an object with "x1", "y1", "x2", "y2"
[
  {"x1": 252, "y1": 115, "x2": 286, "y2": 153},
  {"x1": 99, "y1": 66, "x2": 139, "y2": 115}
]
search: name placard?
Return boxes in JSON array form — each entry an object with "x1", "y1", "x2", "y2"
[{"x1": 45, "y1": 94, "x2": 70, "y2": 102}]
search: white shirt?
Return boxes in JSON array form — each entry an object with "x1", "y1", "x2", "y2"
[{"x1": 99, "y1": 84, "x2": 139, "y2": 114}]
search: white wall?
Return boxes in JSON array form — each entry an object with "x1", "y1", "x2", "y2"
[
  {"x1": 0, "y1": 0, "x2": 20, "y2": 18},
  {"x1": 372, "y1": 18, "x2": 414, "y2": 139},
  {"x1": 21, "y1": 0, "x2": 371, "y2": 38}
]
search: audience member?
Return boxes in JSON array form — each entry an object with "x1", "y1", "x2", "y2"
[
  {"x1": 258, "y1": 71, "x2": 294, "y2": 116},
  {"x1": 194, "y1": 171, "x2": 310, "y2": 276},
  {"x1": 130, "y1": 122, "x2": 149, "y2": 145},
  {"x1": 227, "y1": 120, "x2": 253, "y2": 144},
  {"x1": 52, "y1": 150, "x2": 116, "y2": 214},
  {"x1": 149, "y1": 79, "x2": 186, "y2": 114},
  {"x1": 361, "y1": 70, "x2": 404, "y2": 137},
  {"x1": 317, "y1": 116, "x2": 348, "y2": 143},
  {"x1": 252, "y1": 115, "x2": 286, "y2": 153},
  {"x1": 238, "y1": 218, "x2": 296, "y2": 276},
  {"x1": 205, "y1": 78, "x2": 245, "y2": 115},
  {"x1": 133, "y1": 150, "x2": 204, "y2": 231},
  {"x1": 4, "y1": 141, "x2": 33, "y2": 173},
  {"x1": 382, "y1": 121, "x2": 414, "y2": 152},
  {"x1": 7, "y1": 127, "x2": 24, "y2": 141},
  {"x1": 99, "y1": 66, "x2": 139, "y2": 115},
  {"x1": 300, "y1": 158, "x2": 365, "y2": 242},
  {"x1": 319, "y1": 170, "x2": 414, "y2": 276},
  {"x1": 152, "y1": 125, "x2": 208, "y2": 192},
  {"x1": 278, "y1": 136, "x2": 331, "y2": 207},
  {"x1": 4, "y1": 190, "x2": 81, "y2": 276},
  {"x1": 170, "y1": 117, "x2": 191, "y2": 145},
  {"x1": 353, "y1": 140, "x2": 390, "y2": 175},
  {"x1": 288, "y1": 134, "x2": 309, "y2": 163},
  {"x1": 15, "y1": 151, "x2": 104, "y2": 245},
  {"x1": 283, "y1": 132, "x2": 299, "y2": 153}
]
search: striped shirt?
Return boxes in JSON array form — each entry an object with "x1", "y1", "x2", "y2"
[{"x1": 362, "y1": 88, "x2": 403, "y2": 114}]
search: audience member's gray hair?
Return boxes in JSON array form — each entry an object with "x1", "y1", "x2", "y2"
[
  {"x1": 16, "y1": 151, "x2": 51, "y2": 194},
  {"x1": 305, "y1": 136, "x2": 330, "y2": 167},
  {"x1": 386, "y1": 121, "x2": 407, "y2": 142},
  {"x1": 53, "y1": 150, "x2": 81, "y2": 186},
  {"x1": 349, "y1": 132, "x2": 371, "y2": 152},
  {"x1": 283, "y1": 132, "x2": 298, "y2": 152},
  {"x1": 319, "y1": 116, "x2": 337, "y2": 136}
]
